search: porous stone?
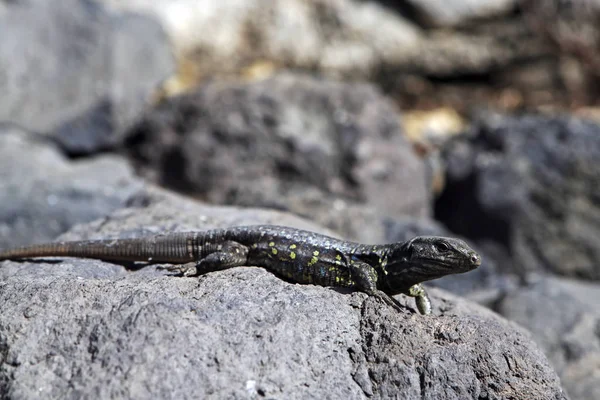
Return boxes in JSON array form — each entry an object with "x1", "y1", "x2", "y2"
[{"x1": 0, "y1": 187, "x2": 567, "y2": 399}]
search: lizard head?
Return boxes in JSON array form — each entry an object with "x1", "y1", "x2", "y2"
[
  {"x1": 381, "y1": 236, "x2": 481, "y2": 293},
  {"x1": 402, "y1": 236, "x2": 480, "y2": 273}
]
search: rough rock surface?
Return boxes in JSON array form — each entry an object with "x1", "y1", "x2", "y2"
[
  {"x1": 0, "y1": 125, "x2": 144, "y2": 250},
  {"x1": 498, "y1": 276, "x2": 600, "y2": 400},
  {"x1": 0, "y1": 188, "x2": 567, "y2": 399},
  {"x1": 125, "y1": 73, "x2": 430, "y2": 243},
  {"x1": 0, "y1": 0, "x2": 173, "y2": 154},
  {"x1": 437, "y1": 113, "x2": 600, "y2": 280},
  {"x1": 101, "y1": 0, "x2": 422, "y2": 76},
  {"x1": 98, "y1": 0, "x2": 600, "y2": 111},
  {"x1": 101, "y1": 0, "x2": 543, "y2": 86},
  {"x1": 402, "y1": 0, "x2": 517, "y2": 27}
]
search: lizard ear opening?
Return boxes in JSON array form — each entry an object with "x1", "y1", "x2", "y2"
[{"x1": 402, "y1": 237, "x2": 417, "y2": 256}]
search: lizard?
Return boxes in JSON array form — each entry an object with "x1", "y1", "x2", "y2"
[{"x1": 0, "y1": 225, "x2": 481, "y2": 315}]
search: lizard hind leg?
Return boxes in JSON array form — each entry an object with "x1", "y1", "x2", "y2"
[
  {"x1": 196, "y1": 241, "x2": 249, "y2": 275},
  {"x1": 159, "y1": 261, "x2": 199, "y2": 277},
  {"x1": 160, "y1": 241, "x2": 249, "y2": 277}
]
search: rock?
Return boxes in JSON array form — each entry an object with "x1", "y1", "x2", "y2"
[
  {"x1": 101, "y1": 0, "x2": 421, "y2": 80},
  {"x1": 437, "y1": 113, "x2": 600, "y2": 280},
  {"x1": 0, "y1": 0, "x2": 173, "y2": 154},
  {"x1": 403, "y1": 108, "x2": 467, "y2": 150},
  {"x1": 0, "y1": 189, "x2": 567, "y2": 399},
  {"x1": 124, "y1": 73, "x2": 430, "y2": 243},
  {"x1": 59, "y1": 186, "x2": 338, "y2": 245},
  {"x1": 0, "y1": 124, "x2": 144, "y2": 250},
  {"x1": 101, "y1": 0, "x2": 540, "y2": 89},
  {"x1": 497, "y1": 275, "x2": 600, "y2": 400},
  {"x1": 359, "y1": 288, "x2": 567, "y2": 399},
  {"x1": 98, "y1": 0, "x2": 600, "y2": 111},
  {"x1": 402, "y1": 0, "x2": 517, "y2": 27}
]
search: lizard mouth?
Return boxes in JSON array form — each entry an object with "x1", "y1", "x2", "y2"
[{"x1": 416, "y1": 251, "x2": 481, "y2": 273}]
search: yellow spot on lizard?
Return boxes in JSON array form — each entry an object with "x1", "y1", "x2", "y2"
[
  {"x1": 313, "y1": 250, "x2": 319, "y2": 256},
  {"x1": 272, "y1": 248, "x2": 278, "y2": 255},
  {"x1": 289, "y1": 244, "x2": 297, "y2": 249},
  {"x1": 308, "y1": 256, "x2": 318, "y2": 266},
  {"x1": 335, "y1": 254, "x2": 342, "y2": 261},
  {"x1": 269, "y1": 242, "x2": 275, "y2": 247},
  {"x1": 290, "y1": 252, "x2": 296, "y2": 259}
]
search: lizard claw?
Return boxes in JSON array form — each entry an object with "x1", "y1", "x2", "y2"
[{"x1": 370, "y1": 290, "x2": 404, "y2": 313}]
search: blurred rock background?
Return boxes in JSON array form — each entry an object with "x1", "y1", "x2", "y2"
[{"x1": 1, "y1": 0, "x2": 599, "y2": 399}]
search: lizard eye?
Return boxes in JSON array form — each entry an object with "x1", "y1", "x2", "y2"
[{"x1": 434, "y1": 242, "x2": 450, "y2": 253}]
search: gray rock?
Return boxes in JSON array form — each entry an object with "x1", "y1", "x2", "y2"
[
  {"x1": 497, "y1": 275, "x2": 600, "y2": 400},
  {"x1": 100, "y1": 0, "x2": 422, "y2": 77},
  {"x1": 0, "y1": 0, "x2": 173, "y2": 154},
  {"x1": 0, "y1": 124, "x2": 144, "y2": 250},
  {"x1": 359, "y1": 288, "x2": 568, "y2": 400},
  {"x1": 438, "y1": 113, "x2": 600, "y2": 279},
  {"x1": 0, "y1": 189, "x2": 567, "y2": 399},
  {"x1": 403, "y1": 0, "x2": 516, "y2": 27},
  {"x1": 100, "y1": 0, "x2": 597, "y2": 110},
  {"x1": 101, "y1": 0, "x2": 540, "y2": 82},
  {"x1": 125, "y1": 73, "x2": 430, "y2": 243}
]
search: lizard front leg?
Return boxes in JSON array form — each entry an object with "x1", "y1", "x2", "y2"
[
  {"x1": 405, "y1": 284, "x2": 432, "y2": 315},
  {"x1": 161, "y1": 241, "x2": 249, "y2": 277},
  {"x1": 349, "y1": 260, "x2": 404, "y2": 312}
]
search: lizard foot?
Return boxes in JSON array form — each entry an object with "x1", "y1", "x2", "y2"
[
  {"x1": 369, "y1": 290, "x2": 404, "y2": 313},
  {"x1": 157, "y1": 262, "x2": 198, "y2": 277},
  {"x1": 406, "y1": 284, "x2": 432, "y2": 315}
]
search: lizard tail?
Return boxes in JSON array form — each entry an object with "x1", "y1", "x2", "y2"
[{"x1": 0, "y1": 233, "x2": 197, "y2": 263}]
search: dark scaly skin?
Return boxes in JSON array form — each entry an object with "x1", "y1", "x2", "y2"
[{"x1": 0, "y1": 225, "x2": 481, "y2": 314}]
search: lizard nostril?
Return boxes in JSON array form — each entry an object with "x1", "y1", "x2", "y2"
[{"x1": 470, "y1": 254, "x2": 481, "y2": 266}]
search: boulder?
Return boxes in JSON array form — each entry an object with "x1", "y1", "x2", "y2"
[
  {"x1": 498, "y1": 275, "x2": 600, "y2": 400},
  {"x1": 438, "y1": 113, "x2": 600, "y2": 279},
  {"x1": 0, "y1": 125, "x2": 143, "y2": 250},
  {"x1": 401, "y1": 0, "x2": 516, "y2": 27},
  {"x1": 0, "y1": 0, "x2": 173, "y2": 154},
  {"x1": 0, "y1": 188, "x2": 567, "y2": 399},
  {"x1": 125, "y1": 73, "x2": 430, "y2": 243}
]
